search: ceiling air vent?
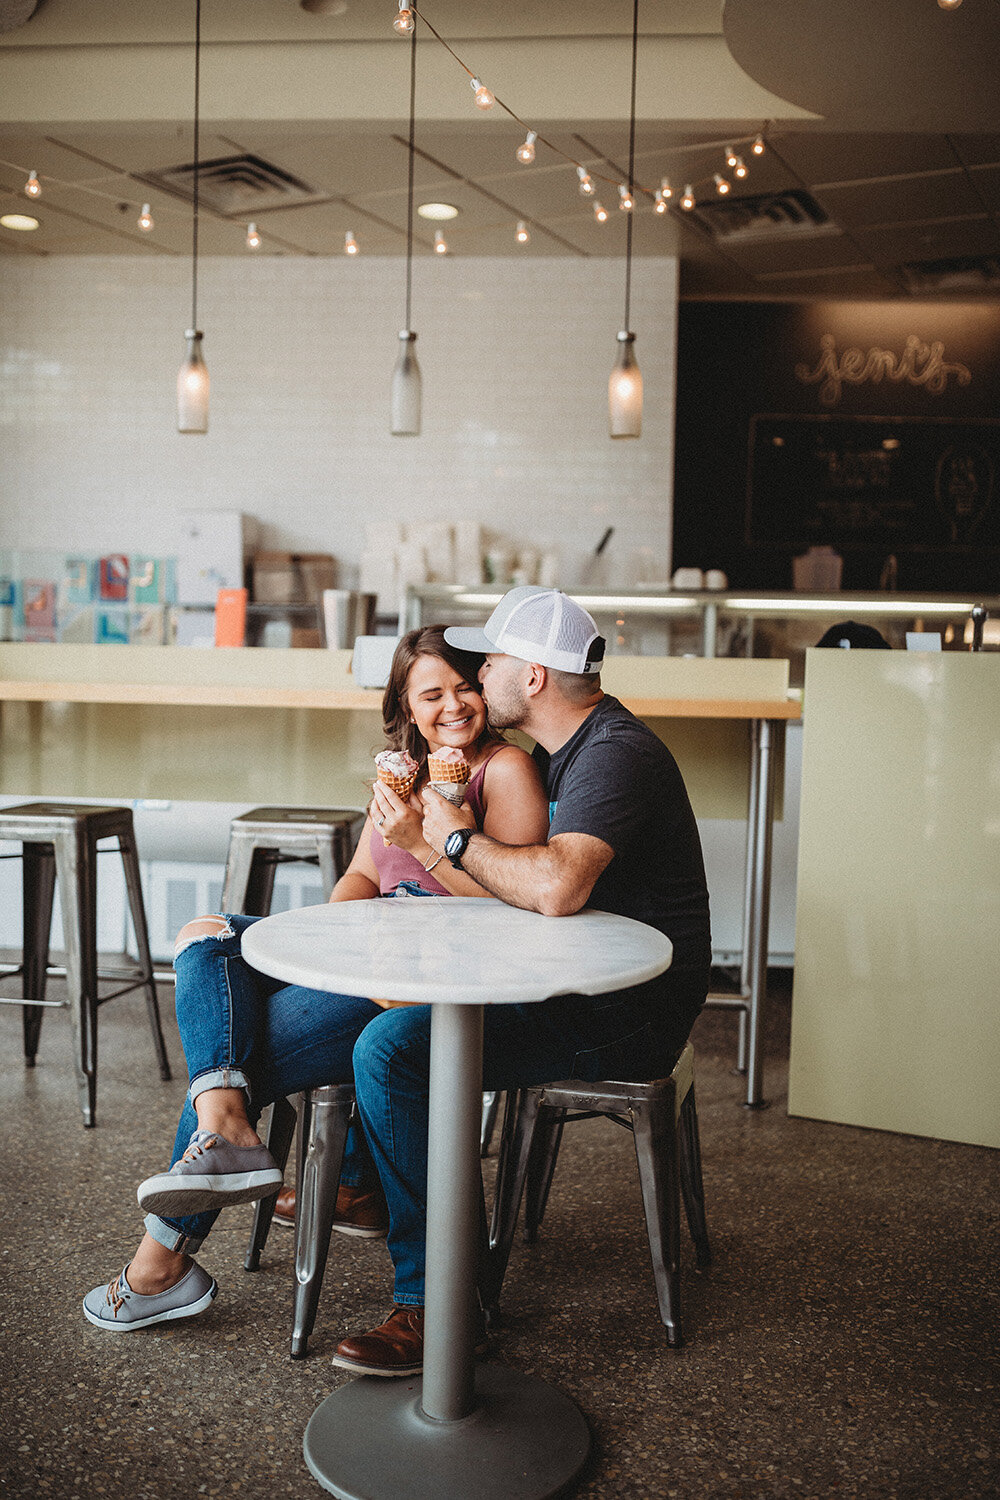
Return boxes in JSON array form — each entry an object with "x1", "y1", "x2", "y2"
[
  {"x1": 899, "y1": 254, "x2": 1000, "y2": 293},
  {"x1": 691, "y1": 187, "x2": 834, "y2": 242},
  {"x1": 138, "y1": 154, "x2": 319, "y2": 217}
]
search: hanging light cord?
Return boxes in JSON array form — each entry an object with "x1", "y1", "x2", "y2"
[
  {"x1": 624, "y1": 0, "x2": 638, "y2": 330},
  {"x1": 405, "y1": 24, "x2": 416, "y2": 330},
  {"x1": 190, "y1": 0, "x2": 201, "y2": 331}
]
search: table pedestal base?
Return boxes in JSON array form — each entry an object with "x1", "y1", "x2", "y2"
[{"x1": 303, "y1": 1364, "x2": 590, "y2": 1500}]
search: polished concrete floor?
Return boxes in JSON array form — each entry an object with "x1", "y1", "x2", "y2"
[{"x1": 1, "y1": 974, "x2": 997, "y2": 1500}]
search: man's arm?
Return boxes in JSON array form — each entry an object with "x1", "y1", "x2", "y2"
[{"x1": 421, "y1": 787, "x2": 613, "y2": 916}]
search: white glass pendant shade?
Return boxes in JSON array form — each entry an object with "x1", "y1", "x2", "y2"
[
  {"x1": 609, "y1": 331, "x2": 642, "y2": 439},
  {"x1": 177, "y1": 330, "x2": 209, "y2": 433},
  {"x1": 391, "y1": 330, "x2": 421, "y2": 435}
]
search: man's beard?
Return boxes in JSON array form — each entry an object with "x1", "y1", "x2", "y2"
[{"x1": 485, "y1": 680, "x2": 527, "y2": 733}]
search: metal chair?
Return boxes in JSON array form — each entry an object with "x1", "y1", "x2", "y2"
[
  {"x1": 484, "y1": 1042, "x2": 710, "y2": 1347},
  {"x1": 221, "y1": 806, "x2": 364, "y2": 916},
  {"x1": 0, "y1": 801, "x2": 170, "y2": 1126},
  {"x1": 244, "y1": 1083, "x2": 357, "y2": 1358}
]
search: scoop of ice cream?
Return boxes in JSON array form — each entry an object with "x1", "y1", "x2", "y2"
[
  {"x1": 375, "y1": 749, "x2": 419, "y2": 778},
  {"x1": 426, "y1": 746, "x2": 467, "y2": 766}
]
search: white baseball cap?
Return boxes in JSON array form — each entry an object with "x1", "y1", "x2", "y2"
[{"x1": 444, "y1": 586, "x2": 605, "y2": 674}]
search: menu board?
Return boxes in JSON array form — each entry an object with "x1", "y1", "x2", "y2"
[{"x1": 746, "y1": 414, "x2": 1000, "y2": 552}]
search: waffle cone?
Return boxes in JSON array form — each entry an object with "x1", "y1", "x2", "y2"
[
  {"x1": 426, "y1": 756, "x2": 471, "y2": 786},
  {"x1": 376, "y1": 767, "x2": 417, "y2": 799}
]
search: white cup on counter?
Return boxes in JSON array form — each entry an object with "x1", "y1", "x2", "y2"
[
  {"x1": 671, "y1": 567, "x2": 704, "y2": 590},
  {"x1": 704, "y1": 569, "x2": 728, "y2": 591}
]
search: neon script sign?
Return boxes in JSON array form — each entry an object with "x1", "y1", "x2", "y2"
[{"x1": 795, "y1": 333, "x2": 971, "y2": 407}]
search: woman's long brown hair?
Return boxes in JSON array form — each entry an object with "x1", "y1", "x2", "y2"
[{"x1": 381, "y1": 625, "x2": 503, "y2": 771}]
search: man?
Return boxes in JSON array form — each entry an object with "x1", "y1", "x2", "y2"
[{"x1": 333, "y1": 586, "x2": 711, "y2": 1377}]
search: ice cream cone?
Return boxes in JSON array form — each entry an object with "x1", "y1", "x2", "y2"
[{"x1": 427, "y1": 751, "x2": 471, "y2": 806}]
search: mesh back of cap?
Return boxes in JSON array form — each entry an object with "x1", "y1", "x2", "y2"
[{"x1": 501, "y1": 591, "x2": 600, "y2": 669}]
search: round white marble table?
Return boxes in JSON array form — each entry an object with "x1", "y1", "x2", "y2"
[{"x1": 242, "y1": 897, "x2": 672, "y2": 1500}]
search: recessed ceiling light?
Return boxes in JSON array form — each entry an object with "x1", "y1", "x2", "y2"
[
  {"x1": 1, "y1": 213, "x2": 39, "y2": 231},
  {"x1": 417, "y1": 202, "x2": 459, "y2": 221}
]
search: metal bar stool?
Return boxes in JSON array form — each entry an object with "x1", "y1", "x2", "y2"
[
  {"x1": 220, "y1": 806, "x2": 364, "y2": 916},
  {"x1": 484, "y1": 1042, "x2": 711, "y2": 1348},
  {"x1": 0, "y1": 802, "x2": 170, "y2": 1127},
  {"x1": 244, "y1": 1083, "x2": 357, "y2": 1358}
]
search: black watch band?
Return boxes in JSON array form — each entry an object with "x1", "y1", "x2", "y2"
[{"x1": 445, "y1": 827, "x2": 474, "y2": 869}]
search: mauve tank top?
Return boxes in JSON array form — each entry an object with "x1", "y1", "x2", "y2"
[{"x1": 369, "y1": 745, "x2": 501, "y2": 896}]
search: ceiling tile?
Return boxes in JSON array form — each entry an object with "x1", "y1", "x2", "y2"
[
  {"x1": 813, "y1": 171, "x2": 982, "y2": 228},
  {"x1": 773, "y1": 131, "x2": 960, "y2": 183},
  {"x1": 855, "y1": 215, "x2": 1000, "y2": 265}
]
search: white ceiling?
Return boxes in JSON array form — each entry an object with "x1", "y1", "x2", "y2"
[{"x1": 1, "y1": 0, "x2": 998, "y2": 299}]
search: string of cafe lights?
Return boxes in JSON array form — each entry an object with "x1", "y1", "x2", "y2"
[
  {"x1": 2, "y1": 1, "x2": 779, "y2": 255},
  {"x1": 388, "y1": 0, "x2": 770, "y2": 247}
]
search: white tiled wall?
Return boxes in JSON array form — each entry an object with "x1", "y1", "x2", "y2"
[{"x1": 0, "y1": 255, "x2": 679, "y2": 587}]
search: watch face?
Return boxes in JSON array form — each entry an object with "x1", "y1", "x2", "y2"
[{"x1": 445, "y1": 828, "x2": 471, "y2": 865}]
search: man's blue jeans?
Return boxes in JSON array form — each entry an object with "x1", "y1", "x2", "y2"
[
  {"x1": 352, "y1": 978, "x2": 697, "y2": 1306},
  {"x1": 144, "y1": 914, "x2": 380, "y2": 1255}
]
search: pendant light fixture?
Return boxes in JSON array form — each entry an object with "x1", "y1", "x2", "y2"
[
  {"x1": 391, "y1": 24, "x2": 422, "y2": 435},
  {"x1": 608, "y1": 0, "x2": 642, "y2": 439},
  {"x1": 177, "y1": 0, "x2": 208, "y2": 433}
]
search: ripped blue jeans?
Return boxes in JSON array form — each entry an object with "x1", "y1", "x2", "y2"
[{"x1": 145, "y1": 913, "x2": 380, "y2": 1254}]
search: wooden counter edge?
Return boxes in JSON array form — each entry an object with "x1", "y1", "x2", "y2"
[{"x1": 0, "y1": 680, "x2": 802, "y2": 719}]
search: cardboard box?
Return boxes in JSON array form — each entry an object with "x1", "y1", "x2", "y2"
[{"x1": 252, "y1": 551, "x2": 337, "y2": 605}]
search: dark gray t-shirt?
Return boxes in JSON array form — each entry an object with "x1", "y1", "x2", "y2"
[{"x1": 534, "y1": 695, "x2": 711, "y2": 991}]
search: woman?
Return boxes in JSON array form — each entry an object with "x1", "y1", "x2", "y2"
[{"x1": 83, "y1": 626, "x2": 548, "y2": 1331}]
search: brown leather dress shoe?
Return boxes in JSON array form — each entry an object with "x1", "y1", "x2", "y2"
[
  {"x1": 269, "y1": 1182, "x2": 389, "y2": 1239},
  {"x1": 333, "y1": 1305, "x2": 425, "y2": 1377},
  {"x1": 271, "y1": 1185, "x2": 296, "y2": 1227},
  {"x1": 332, "y1": 1306, "x2": 489, "y2": 1378}
]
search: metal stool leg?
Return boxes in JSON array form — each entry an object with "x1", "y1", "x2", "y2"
[
  {"x1": 21, "y1": 841, "x2": 55, "y2": 1066},
  {"x1": 219, "y1": 836, "x2": 258, "y2": 915},
  {"x1": 244, "y1": 849, "x2": 279, "y2": 917},
  {"x1": 678, "y1": 1086, "x2": 712, "y2": 1268},
  {"x1": 315, "y1": 839, "x2": 338, "y2": 901},
  {"x1": 631, "y1": 1090, "x2": 684, "y2": 1346},
  {"x1": 292, "y1": 1087, "x2": 355, "y2": 1358},
  {"x1": 245, "y1": 1095, "x2": 298, "y2": 1270},
  {"x1": 118, "y1": 829, "x2": 171, "y2": 1081},
  {"x1": 53, "y1": 824, "x2": 100, "y2": 1127},
  {"x1": 480, "y1": 1091, "x2": 501, "y2": 1156},
  {"x1": 483, "y1": 1088, "x2": 543, "y2": 1321},
  {"x1": 522, "y1": 1106, "x2": 565, "y2": 1242}
]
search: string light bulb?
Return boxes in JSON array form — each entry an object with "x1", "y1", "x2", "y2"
[
  {"x1": 593, "y1": 201, "x2": 608, "y2": 222},
  {"x1": 24, "y1": 170, "x2": 41, "y2": 199},
  {"x1": 937, "y1": 0, "x2": 963, "y2": 9},
  {"x1": 515, "y1": 220, "x2": 530, "y2": 244},
  {"x1": 681, "y1": 184, "x2": 695, "y2": 210},
  {"x1": 653, "y1": 189, "x2": 667, "y2": 213},
  {"x1": 734, "y1": 156, "x2": 747, "y2": 179},
  {"x1": 246, "y1": 221, "x2": 261, "y2": 248},
  {"x1": 434, "y1": 228, "x2": 448, "y2": 254},
  {"x1": 618, "y1": 184, "x2": 634, "y2": 211},
  {"x1": 470, "y1": 77, "x2": 495, "y2": 110},
  {"x1": 393, "y1": 3, "x2": 415, "y2": 34},
  {"x1": 516, "y1": 131, "x2": 537, "y2": 164},
  {"x1": 609, "y1": 331, "x2": 642, "y2": 439},
  {"x1": 752, "y1": 134, "x2": 765, "y2": 155},
  {"x1": 138, "y1": 203, "x2": 154, "y2": 231},
  {"x1": 344, "y1": 229, "x2": 358, "y2": 255},
  {"x1": 714, "y1": 173, "x2": 730, "y2": 195},
  {"x1": 577, "y1": 167, "x2": 595, "y2": 196},
  {"x1": 660, "y1": 178, "x2": 672, "y2": 199}
]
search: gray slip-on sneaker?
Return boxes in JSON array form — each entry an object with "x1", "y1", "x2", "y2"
[
  {"x1": 83, "y1": 1261, "x2": 217, "y2": 1332},
  {"x1": 137, "y1": 1129, "x2": 283, "y2": 1216}
]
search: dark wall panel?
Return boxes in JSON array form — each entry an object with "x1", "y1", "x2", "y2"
[{"x1": 673, "y1": 301, "x2": 1000, "y2": 591}]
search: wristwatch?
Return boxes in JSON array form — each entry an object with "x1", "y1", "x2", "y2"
[{"x1": 444, "y1": 827, "x2": 474, "y2": 870}]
